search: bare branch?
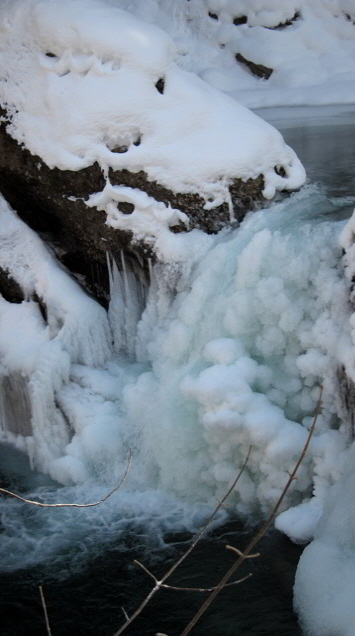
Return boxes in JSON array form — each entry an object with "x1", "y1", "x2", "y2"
[
  {"x1": 158, "y1": 572, "x2": 252, "y2": 592},
  {"x1": 215, "y1": 499, "x2": 230, "y2": 508},
  {"x1": 121, "y1": 607, "x2": 129, "y2": 622},
  {"x1": 179, "y1": 385, "x2": 323, "y2": 636},
  {"x1": 112, "y1": 446, "x2": 252, "y2": 636},
  {"x1": 134, "y1": 560, "x2": 158, "y2": 583},
  {"x1": 134, "y1": 559, "x2": 252, "y2": 592},
  {"x1": 0, "y1": 449, "x2": 132, "y2": 508},
  {"x1": 225, "y1": 545, "x2": 260, "y2": 559},
  {"x1": 39, "y1": 586, "x2": 52, "y2": 636}
]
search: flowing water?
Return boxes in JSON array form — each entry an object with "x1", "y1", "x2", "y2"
[{"x1": 1, "y1": 106, "x2": 355, "y2": 635}]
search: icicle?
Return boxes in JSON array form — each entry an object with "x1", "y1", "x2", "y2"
[{"x1": 107, "y1": 252, "x2": 149, "y2": 359}]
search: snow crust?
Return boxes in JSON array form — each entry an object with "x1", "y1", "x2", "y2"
[{"x1": 0, "y1": 0, "x2": 305, "y2": 245}]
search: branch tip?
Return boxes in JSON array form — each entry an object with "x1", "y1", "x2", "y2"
[{"x1": 225, "y1": 545, "x2": 260, "y2": 558}]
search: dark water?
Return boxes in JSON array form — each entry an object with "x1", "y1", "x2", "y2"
[
  {"x1": 2, "y1": 107, "x2": 355, "y2": 636},
  {"x1": 0, "y1": 445, "x2": 303, "y2": 636},
  {"x1": 259, "y1": 105, "x2": 355, "y2": 203},
  {"x1": 1, "y1": 526, "x2": 303, "y2": 636},
  {"x1": 0, "y1": 535, "x2": 303, "y2": 636}
]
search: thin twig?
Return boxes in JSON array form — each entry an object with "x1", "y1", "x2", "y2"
[
  {"x1": 134, "y1": 560, "x2": 157, "y2": 582},
  {"x1": 112, "y1": 446, "x2": 252, "y2": 636},
  {"x1": 225, "y1": 545, "x2": 259, "y2": 558},
  {"x1": 179, "y1": 385, "x2": 323, "y2": 636},
  {"x1": 134, "y1": 559, "x2": 252, "y2": 591},
  {"x1": 39, "y1": 586, "x2": 52, "y2": 636},
  {"x1": 0, "y1": 449, "x2": 132, "y2": 508},
  {"x1": 157, "y1": 573, "x2": 252, "y2": 592}
]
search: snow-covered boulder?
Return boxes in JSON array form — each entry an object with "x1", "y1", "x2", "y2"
[{"x1": 0, "y1": 0, "x2": 305, "y2": 302}]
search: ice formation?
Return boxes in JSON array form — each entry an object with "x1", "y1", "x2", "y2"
[{"x1": 1, "y1": 188, "x2": 354, "y2": 549}]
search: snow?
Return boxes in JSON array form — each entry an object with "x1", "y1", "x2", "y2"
[{"x1": 120, "y1": 0, "x2": 355, "y2": 108}]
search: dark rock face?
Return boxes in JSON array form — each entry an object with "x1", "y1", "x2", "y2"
[
  {"x1": 0, "y1": 373, "x2": 32, "y2": 437},
  {"x1": 233, "y1": 15, "x2": 248, "y2": 25},
  {"x1": 0, "y1": 107, "x2": 265, "y2": 305},
  {"x1": 0, "y1": 267, "x2": 24, "y2": 303},
  {"x1": 337, "y1": 365, "x2": 355, "y2": 441}
]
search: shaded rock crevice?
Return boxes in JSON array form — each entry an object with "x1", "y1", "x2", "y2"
[
  {"x1": 0, "y1": 267, "x2": 25, "y2": 303},
  {"x1": 337, "y1": 365, "x2": 355, "y2": 441}
]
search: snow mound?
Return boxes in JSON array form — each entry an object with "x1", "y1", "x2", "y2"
[{"x1": 295, "y1": 442, "x2": 355, "y2": 636}]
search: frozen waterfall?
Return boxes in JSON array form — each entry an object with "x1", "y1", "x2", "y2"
[{"x1": 1, "y1": 181, "x2": 355, "y2": 574}]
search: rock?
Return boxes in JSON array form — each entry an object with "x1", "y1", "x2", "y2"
[
  {"x1": 233, "y1": 15, "x2": 248, "y2": 25},
  {"x1": 265, "y1": 11, "x2": 300, "y2": 30},
  {"x1": 337, "y1": 365, "x2": 355, "y2": 441},
  {"x1": 0, "y1": 107, "x2": 265, "y2": 306},
  {"x1": 0, "y1": 267, "x2": 24, "y2": 304},
  {"x1": 235, "y1": 53, "x2": 273, "y2": 79}
]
